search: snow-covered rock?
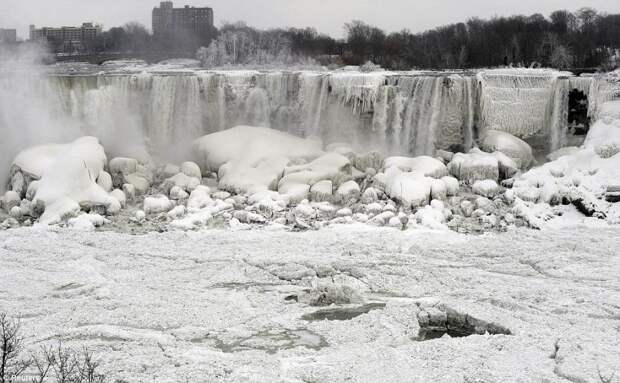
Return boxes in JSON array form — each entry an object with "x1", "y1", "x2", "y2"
[
  {"x1": 383, "y1": 167, "x2": 433, "y2": 208},
  {"x1": 110, "y1": 189, "x2": 126, "y2": 208},
  {"x1": 162, "y1": 173, "x2": 200, "y2": 194},
  {"x1": 276, "y1": 181, "x2": 308, "y2": 205},
  {"x1": 282, "y1": 153, "x2": 351, "y2": 186},
  {"x1": 193, "y1": 126, "x2": 323, "y2": 195},
  {"x1": 354, "y1": 151, "x2": 383, "y2": 172},
  {"x1": 361, "y1": 187, "x2": 379, "y2": 203},
  {"x1": 144, "y1": 195, "x2": 174, "y2": 215},
  {"x1": 181, "y1": 161, "x2": 202, "y2": 179},
  {"x1": 414, "y1": 202, "x2": 448, "y2": 230},
  {"x1": 109, "y1": 157, "x2": 138, "y2": 179},
  {"x1": 441, "y1": 176, "x2": 460, "y2": 196},
  {"x1": 187, "y1": 186, "x2": 213, "y2": 211},
  {"x1": 480, "y1": 130, "x2": 534, "y2": 169},
  {"x1": 122, "y1": 183, "x2": 136, "y2": 201},
  {"x1": 492, "y1": 151, "x2": 519, "y2": 179},
  {"x1": 167, "y1": 205, "x2": 186, "y2": 219},
  {"x1": 170, "y1": 186, "x2": 189, "y2": 200},
  {"x1": 310, "y1": 180, "x2": 333, "y2": 202},
  {"x1": 124, "y1": 173, "x2": 150, "y2": 195},
  {"x1": 2, "y1": 191, "x2": 20, "y2": 212},
  {"x1": 335, "y1": 181, "x2": 360, "y2": 203},
  {"x1": 67, "y1": 213, "x2": 108, "y2": 231},
  {"x1": 430, "y1": 179, "x2": 448, "y2": 200},
  {"x1": 162, "y1": 164, "x2": 181, "y2": 179},
  {"x1": 448, "y1": 150, "x2": 499, "y2": 184},
  {"x1": 97, "y1": 171, "x2": 113, "y2": 192},
  {"x1": 472, "y1": 180, "x2": 500, "y2": 198},
  {"x1": 384, "y1": 156, "x2": 448, "y2": 179},
  {"x1": 336, "y1": 207, "x2": 352, "y2": 217},
  {"x1": 19, "y1": 137, "x2": 116, "y2": 225}
]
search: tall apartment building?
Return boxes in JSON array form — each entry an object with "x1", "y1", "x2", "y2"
[
  {"x1": 152, "y1": 1, "x2": 214, "y2": 46},
  {"x1": 29, "y1": 23, "x2": 101, "y2": 53},
  {"x1": 0, "y1": 29, "x2": 17, "y2": 44}
]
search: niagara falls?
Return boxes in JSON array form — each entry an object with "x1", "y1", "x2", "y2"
[{"x1": 1, "y1": 1, "x2": 620, "y2": 382}]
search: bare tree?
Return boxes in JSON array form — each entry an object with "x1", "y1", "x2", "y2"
[
  {"x1": 1, "y1": 313, "x2": 107, "y2": 383},
  {"x1": 0, "y1": 313, "x2": 30, "y2": 383}
]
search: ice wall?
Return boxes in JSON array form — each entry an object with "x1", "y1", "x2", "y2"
[
  {"x1": 39, "y1": 70, "x2": 481, "y2": 161},
  {"x1": 3, "y1": 66, "x2": 611, "y2": 191}
]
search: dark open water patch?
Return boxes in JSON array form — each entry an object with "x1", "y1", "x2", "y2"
[{"x1": 301, "y1": 303, "x2": 386, "y2": 322}]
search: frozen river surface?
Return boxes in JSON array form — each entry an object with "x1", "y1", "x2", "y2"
[{"x1": 1, "y1": 223, "x2": 619, "y2": 382}]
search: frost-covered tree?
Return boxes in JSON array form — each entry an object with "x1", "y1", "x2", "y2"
[
  {"x1": 197, "y1": 23, "x2": 323, "y2": 68},
  {"x1": 551, "y1": 45, "x2": 572, "y2": 69}
]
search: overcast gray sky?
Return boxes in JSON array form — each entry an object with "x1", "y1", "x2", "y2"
[{"x1": 2, "y1": 0, "x2": 620, "y2": 40}]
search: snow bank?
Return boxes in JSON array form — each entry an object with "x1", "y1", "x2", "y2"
[{"x1": 512, "y1": 100, "x2": 620, "y2": 225}]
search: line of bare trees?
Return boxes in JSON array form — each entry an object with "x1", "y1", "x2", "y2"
[
  {"x1": 342, "y1": 7, "x2": 620, "y2": 70},
  {"x1": 69, "y1": 6, "x2": 620, "y2": 70}
]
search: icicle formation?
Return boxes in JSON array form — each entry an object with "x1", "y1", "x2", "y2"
[
  {"x1": 41, "y1": 70, "x2": 484, "y2": 160},
  {"x1": 20, "y1": 67, "x2": 615, "y2": 167},
  {"x1": 479, "y1": 69, "x2": 565, "y2": 138}
]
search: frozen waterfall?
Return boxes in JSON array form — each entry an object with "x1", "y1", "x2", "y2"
[{"x1": 2, "y1": 67, "x2": 614, "y2": 189}]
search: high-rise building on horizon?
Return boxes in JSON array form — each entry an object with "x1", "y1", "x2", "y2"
[
  {"x1": 29, "y1": 23, "x2": 101, "y2": 53},
  {"x1": 0, "y1": 28, "x2": 17, "y2": 44}
]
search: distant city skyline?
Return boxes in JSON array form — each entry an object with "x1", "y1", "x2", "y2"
[{"x1": 3, "y1": 0, "x2": 620, "y2": 40}]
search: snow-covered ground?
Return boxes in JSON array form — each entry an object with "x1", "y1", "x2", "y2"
[{"x1": 1, "y1": 221, "x2": 619, "y2": 382}]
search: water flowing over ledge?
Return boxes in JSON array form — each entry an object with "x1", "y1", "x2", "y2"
[{"x1": 2, "y1": 67, "x2": 614, "y2": 164}]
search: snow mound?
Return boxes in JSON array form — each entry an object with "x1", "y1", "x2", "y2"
[
  {"x1": 512, "y1": 100, "x2": 620, "y2": 225},
  {"x1": 480, "y1": 130, "x2": 534, "y2": 169},
  {"x1": 383, "y1": 167, "x2": 433, "y2": 208},
  {"x1": 192, "y1": 126, "x2": 324, "y2": 194},
  {"x1": 384, "y1": 156, "x2": 448, "y2": 178},
  {"x1": 11, "y1": 144, "x2": 65, "y2": 179},
  {"x1": 21, "y1": 137, "x2": 116, "y2": 225}
]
